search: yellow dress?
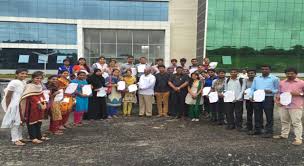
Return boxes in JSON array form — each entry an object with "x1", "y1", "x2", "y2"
[{"x1": 123, "y1": 76, "x2": 137, "y2": 103}]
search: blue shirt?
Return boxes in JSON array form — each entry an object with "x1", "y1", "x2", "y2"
[
  {"x1": 250, "y1": 74, "x2": 279, "y2": 97},
  {"x1": 58, "y1": 65, "x2": 73, "y2": 75},
  {"x1": 204, "y1": 76, "x2": 218, "y2": 87}
]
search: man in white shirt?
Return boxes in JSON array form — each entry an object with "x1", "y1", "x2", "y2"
[
  {"x1": 138, "y1": 68, "x2": 156, "y2": 117},
  {"x1": 136, "y1": 57, "x2": 150, "y2": 79}
]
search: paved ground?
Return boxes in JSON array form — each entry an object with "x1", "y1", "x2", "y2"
[{"x1": 0, "y1": 108, "x2": 304, "y2": 166}]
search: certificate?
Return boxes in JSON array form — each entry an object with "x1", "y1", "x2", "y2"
[
  {"x1": 131, "y1": 67, "x2": 137, "y2": 76},
  {"x1": 209, "y1": 62, "x2": 218, "y2": 69},
  {"x1": 54, "y1": 89, "x2": 64, "y2": 102},
  {"x1": 43, "y1": 90, "x2": 50, "y2": 102},
  {"x1": 102, "y1": 72, "x2": 109, "y2": 79},
  {"x1": 244, "y1": 88, "x2": 251, "y2": 100},
  {"x1": 62, "y1": 97, "x2": 70, "y2": 103},
  {"x1": 137, "y1": 64, "x2": 146, "y2": 73},
  {"x1": 117, "y1": 81, "x2": 126, "y2": 91},
  {"x1": 128, "y1": 84, "x2": 138, "y2": 92},
  {"x1": 208, "y1": 92, "x2": 218, "y2": 103},
  {"x1": 253, "y1": 90, "x2": 265, "y2": 102},
  {"x1": 224, "y1": 91, "x2": 235, "y2": 103},
  {"x1": 65, "y1": 83, "x2": 78, "y2": 94},
  {"x1": 97, "y1": 87, "x2": 107, "y2": 97},
  {"x1": 82, "y1": 85, "x2": 92, "y2": 96},
  {"x1": 280, "y1": 92, "x2": 292, "y2": 106},
  {"x1": 202, "y1": 87, "x2": 211, "y2": 96}
]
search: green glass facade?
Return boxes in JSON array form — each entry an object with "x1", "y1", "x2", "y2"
[{"x1": 206, "y1": 0, "x2": 304, "y2": 72}]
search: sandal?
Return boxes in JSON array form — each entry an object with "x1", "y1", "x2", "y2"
[
  {"x1": 32, "y1": 139, "x2": 43, "y2": 144},
  {"x1": 13, "y1": 140, "x2": 25, "y2": 146},
  {"x1": 53, "y1": 132, "x2": 64, "y2": 135},
  {"x1": 59, "y1": 126, "x2": 67, "y2": 130},
  {"x1": 41, "y1": 136, "x2": 51, "y2": 141}
]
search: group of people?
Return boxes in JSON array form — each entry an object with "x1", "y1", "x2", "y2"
[{"x1": 1, "y1": 55, "x2": 304, "y2": 147}]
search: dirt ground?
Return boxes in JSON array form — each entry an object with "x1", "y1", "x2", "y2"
[{"x1": 0, "y1": 107, "x2": 304, "y2": 166}]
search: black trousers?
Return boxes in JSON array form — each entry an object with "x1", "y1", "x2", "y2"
[
  {"x1": 203, "y1": 97, "x2": 210, "y2": 113},
  {"x1": 245, "y1": 100, "x2": 254, "y2": 130},
  {"x1": 27, "y1": 122, "x2": 42, "y2": 140},
  {"x1": 226, "y1": 101, "x2": 243, "y2": 128},
  {"x1": 253, "y1": 96, "x2": 274, "y2": 133},
  {"x1": 170, "y1": 91, "x2": 187, "y2": 117},
  {"x1": 209, "y1": 98, "x2": 225, "y2": 122}
]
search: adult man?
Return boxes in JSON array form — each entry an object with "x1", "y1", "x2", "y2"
[
  {"x1": 154, "y1": 65, "x2": 170, "y2": 117},
  {"x1": 189, "y1": 58, "x2": 199, "y2": 74},
  {"x1": 203, "y1": 69, "x2": 218, "y2": 116},
  {"x1": 180, "y1": 58, "x2": 188, "y2": 70},
  {"x1": 168, "y1": 66, "x2": 189, "y2": 118},
  {"x1": 120, "y1": 55, "x2": 135, "y2": 75},
  {"x1": 136, "y1": 57, "x2": 150, "y2": 79},
  {"x1": 58, "y1": 58, "x2": 73, "y2": 75},
  {"x1": 152, "y1": 58, "x2": 164, "y2": 74},
  {"x1": 225, "y1": 69, "x2": 246, "y2": 130},
  {"x1": 138, "y1": 68, "x2": 156, "y2": 117},
  {"x1": 273, "y1": 68, "x2": 304, "y2": 146},
  {"x1": 249, "y1": 65, "x2": 279, "y2": 137},
  {"x1": 243, "y1": 69, "x2": 256, "y2": 133},
  {"x1": 170, "y1": 59, "x2": 178, "y2": 73}
]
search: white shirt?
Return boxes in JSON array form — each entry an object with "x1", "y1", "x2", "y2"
[
  {"x1": 138, "y1": 74, "x2": 156, "y2": 95},
  {"x1": 224, "y1": 78, "x2": 246, "y2": 101}
]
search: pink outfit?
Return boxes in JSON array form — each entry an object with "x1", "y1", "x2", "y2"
[
  {"x1": 74, "y1": 112, "x2": 84, "y2": 124},
  {"x1": 279, "y1": 78, "x2": 304, "y2": 109}
]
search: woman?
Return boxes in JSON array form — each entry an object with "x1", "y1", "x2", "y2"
[
  {"x1": 57, "y1": 70, "x2": 74, "y2": 129},
  {"x1": 73, "y1": 58, "x2": 91, "y2": 74},
  {"x1": 58, "y1": 58, "x2": 73, "y2": 75},
  {"x1": 86, "y1": 69, "x2": 107, "y2": 120},
  {"x1": 202, "y1": 58, "x2": 210, "y2": 70},
  {"x1": 107, "y1": 58, "x2": 119, "y2": 75},
  {"x1": 185, "y1": 72, "x2": 203, "y2": 122},
  {"x1": 46, "y1": 75, "x2": 63, "y2": 135},
  {"x1": 71, "y1": 71, "x2": 90, "y2": 126},
  {"x1": 1, "y1": 68, "x2": 28, "y2": 146},
  {"x1": 20, "y1": 71, "x2": 49, "y2": 144},
  {"x1": 92, "y1": 56, "x2": 108, "y2": 72},
  {"x1": 106, "y1": 68, "x2": 122, "y2": 118},
  {"x1": 122, "y1": 69, "x2": 137, "y2": 116}
]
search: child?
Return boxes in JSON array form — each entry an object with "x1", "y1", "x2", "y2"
[
  {"x1": 46, "y1": 75, "x2": 63, "y2": 135},
  {"x1": 185, "y1": 72, "x2": 203, "y2": 122},
  {"x1": 1, "y1": 68, "x2": 28, "y2": 146},
  {"x1": 122, "y1": 69, "x2": 137, "y2": 116},
  {"x1": 72, "y1": 71, "x2": 89, "y2": 126},
  {"x1": 20, "y1": 71, "x2": 49, "y2": 144},
  {"x1": 106, "y1": 69, "x2": 122, "y2": 118}
]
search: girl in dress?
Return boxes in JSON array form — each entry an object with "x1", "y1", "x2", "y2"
[
  {"x1": 71, "y1": 71, "x2": 90, "y2": 126},
  {"x1": 46, "y1": 75, "x2": 63, "y2": 135},
  {"x1": 86, "y1": 69, "x2": 107, "y2": 121},
  {"x1": 1, "y1": 68, "x2": 28, "y2": 146},
  {"x1": 20, "y1": 71, "x2": 49, "y2": 144},
  {"x1": 122, "y1": 69, "x2": 137, "y2": 116},
  {"x1": 185, "y1": 72, "x2": 203, "y2": 122},
  {"x1": 73, "y1": 58, "x2": 91, "y2": 74},
  {"x1": 106, "y1": 68, "x2": 122, "y2": 118}
]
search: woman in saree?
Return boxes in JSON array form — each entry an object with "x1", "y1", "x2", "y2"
[
  {"x1": 20, "y1": 71, "x2": 49, "y2": 144},
  {"x1": 46, "y1": 75, "x2": 63, "y2": 135},
  {"x1": 185, "y1": 72, "x2": 204, "y2": 122},
  {"x1": 1, "y1": 68, "x2": 28, "y2": 146}
]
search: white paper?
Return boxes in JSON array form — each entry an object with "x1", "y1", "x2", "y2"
[
  {"x1": 280, "y1": 92, "x2": 292, "y2": 106},
  {"x1": 131, "y1": 67, "x2": 137, "y2": 76},
  {"x1": 18, "y1": 55, "x2": 30, "y2": 63},
  {"x1": 208, "y1": 92, "x2": 219, "y2": 103},
  {"x1": 244, "y1": 88, "x2": 251, "y2": 100},
  {"x1": 202, "y1": 87, "x2": 211, "y2": 96},
  {"x1": 97, "y1": 87, "x2": 107, "y2": 97},
  {"x1": 43, "y1": 90, "x2": 50, "y2": 102},
  {"x1": 82, "y1": 85, "x2": 92, "y2": 96},
  {"x1": 128, "y1": 84, "x2": 138, "y2": 92},
  {"x1": 137, "y1": 64, "x2": 146, "y2": 73},
  {"x1": 224, "y1": 91, "x2": 235, "y2": 102},
  {"x1": 62, "y1": 97, "x2": 70, "y2": 103},
  {"x1": 117, "y1": 81, "x2": 126, "y2": 91},
  {"x1": 65, "y1": 83, "x2": 78, "y2": 94},
  {"x1": 209, "y1": 62, "x2": 218, "y2": 69},
  {"x1": 102, "y1": 72, "x2": 109, "y2": 79},
  {"x1": 54, "y1": 89, "x2": 64, "y2": 102},
  {"x1": 253, "y1": 90, "x2": 265, "y2": 102},
  {"x1": 189, "y1": 68, "x2": 198, "y2": 75}
]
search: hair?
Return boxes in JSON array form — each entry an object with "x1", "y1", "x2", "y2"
[
  {"x1": 127, "y1": 55, "x2": 134, "y2": 59},
  {"x1": 247, "y1": 69, "x2": 256, "y2": 73},
  {"x1": 93, "y1": 68, "x2": 102, "y2": 75},
  {"x1": 180, "y1": 58, "x2": 187, "y2": 62},
  {"x1": 59, "y1": 69, "x2": 69, "y2": 74},
  {"x1": 158, "y1": 64, "x2": 166, "y2": 69},
  {"x1": 230, "y1": 68, "x2": 239, "y2": 72},
  {"x1": 125, "y1": 68, "x2": 132, "y2": 74},
  {"x1": 284, "y1": 67, "x2": 298, "y2": 74},
  {"x1": 32, "y1": 71, "x2": 44, "y2": 79},
  {"x1": 77, "y1": 71, "x2": 87, "y2": 76},
  {"x1": 109, "y1": 58, "x2": 117, "y2": 63},
  {"x1": 171, "y1": 59, "x2": 177, "y2": 63},
  {"x1": 156, "y1": 58, "x2": 164, "y2": 62},
  {"x1": 261, "y1": 64, "x2": 271, "y2": 69},
  {"x1": 77, "y1": 58, "x2": 91, "y2": 73},
  {"x1": 112, "y1": 68, "x2": 120, "y2": 74},
  {"x1": 15, "y1": 68, "x2": 28, "y2": 75},
  {"x1": 63, "y1": 58, "x2": 71, "y2": 63},
  {"x1": 47, "y1": 75, "x2": 58, "y2": 80},
  {"x1": 207, "y1": 69, "x2": 216, "y2": 73},
  {"x1": 139, "y1": 57, "x2": 147, "y2": 60},
  {"x1": 217, "y1": 69, "x2": 226, "y2": 73},
  {"x1": 176, "y1": 66, "x2": 183, "y2": 70},
  {"x1": 189, "y1": 72, "x2": 200, "y2": 87},
  {"x1": 191, "y1": 58, "x2": 198, "y2": 61},
  {"x1": 99, "y1": 56, "x2": 106, "y2": 60}
]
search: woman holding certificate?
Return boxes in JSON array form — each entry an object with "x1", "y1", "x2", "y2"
[
  {"x1": 71, "y1": 71, "x2": 90, "y2": 126},
  {"x1": 106, "y1": 68, "x2": 122, "y2": 118},
  {"x1": 122, "y1": 69, "x2": 137, "y2": 116}
]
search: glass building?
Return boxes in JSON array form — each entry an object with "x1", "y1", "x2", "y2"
[
  {"x1": 0, "y1": 0, "x2": 169, "y2": 71},
  {"x1": 198, "y1": 0, "x2": 304, "y2": 72}
]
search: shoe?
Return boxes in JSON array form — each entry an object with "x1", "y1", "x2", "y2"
[
  {"x1": 273, "y1": 135, "x2": 288, "y2": 139},
  {"x1": 292, "y1": 139, "x2": 302, "y2": 146},
  {"x1": 13, "y1": 140, "x2": 25, "y2": 146},
  {"x1": 261, "y1": 133, "x2": 273, "y2": 138},
  {"x1": 107, "y1": 116, "x2": 113, "y2": 119},
  {"x1": 248, "y1": 131, "x2": 262, "y2": 135},
  {"x1": 195, "y1": 119, "x2": 200, "y2": 122},
  {"x1": 191, "y1": 119, "x2": 195, "y2": 122}
]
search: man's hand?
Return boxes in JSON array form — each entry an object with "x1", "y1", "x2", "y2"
[{"x1": 290, "y1": 91, "x2": 301, "y2": 96}]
